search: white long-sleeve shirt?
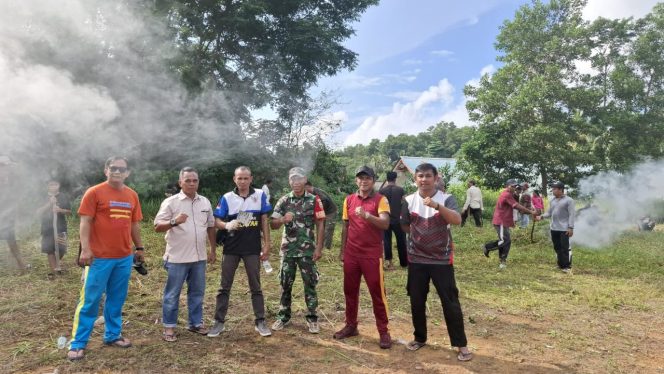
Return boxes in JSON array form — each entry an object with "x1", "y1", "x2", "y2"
[{"x1": 462, "y1": 185, "x2": 483, "y2": 211}]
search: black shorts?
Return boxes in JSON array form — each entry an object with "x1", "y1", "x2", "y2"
[{"x1": 41, "y1": 232, "x2": 68, "y2": 254}]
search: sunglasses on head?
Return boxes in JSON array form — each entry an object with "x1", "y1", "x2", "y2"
[{"x1": 109, "y1": 166, "x2": 128, "y2": 173}]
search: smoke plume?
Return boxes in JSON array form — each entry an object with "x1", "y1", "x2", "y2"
[{"x1": 572, "y1": 160, "x2": 664, "y2": 248}]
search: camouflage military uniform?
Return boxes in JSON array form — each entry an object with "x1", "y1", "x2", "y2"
[{"x1": 272, "y1": 191, "x2": 325, "y2": 323}]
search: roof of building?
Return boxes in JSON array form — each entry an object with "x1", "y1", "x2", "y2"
[{"x1": 395, "y1": 156, "x2": 457, "y2": 173}]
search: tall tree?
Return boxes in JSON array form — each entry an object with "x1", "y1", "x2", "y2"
[
  {"x1": 463, "y1": 0, "x2": 594, "y2": 190},
  {"x1": 156, "y1": 0, "x2": 379, "y2": 121}
]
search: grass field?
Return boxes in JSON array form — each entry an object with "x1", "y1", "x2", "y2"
[{"x1": 0, "y1": 220, "x2": 663, "y2": 373}]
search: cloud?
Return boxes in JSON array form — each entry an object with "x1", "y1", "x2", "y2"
[
  {"x1": 388, "y1": 90, "x2": 423, "y2": 101},
  {"x1": 341, "y1": 64, "x2": 497, "y2": 145},
  {"x1": 337, "y1": 73, "x2": 385, "y2": 89},
  {"x1": 343, "y1": 79, "x2": 455, "y2": 145},
  {"x1": 465, "y1": 64, "x2": 496, "y2": 87},
  {"x1": 431, "y1": 49, "x2": 454, "y2": 57},
  {"x1": 583, "y1": 0, "x2": 658, "y2": 20},
  {"x1": 402, "y1": 59, "x2": 423, "y2": 66}
]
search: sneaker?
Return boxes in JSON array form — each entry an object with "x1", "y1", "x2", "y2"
[
  {"x1": 306, "y1": 319, "x2": 320, "y2": 334},
  {"x1": 333, "y1": 325, "x2": 359, "y2": 340},
  {"x1": 272, "y1": 319, "x2": 291, "y2": 331},
  {"x1": 561, "y1": 268, "x2": 572, "y2": 274},
  {"x1": 483, "y1": 245, "x2": 490, "y2": 258},
  {"x1": 379, "y1": 332, "x2": 392, "y2": 349},
  {"x1": 255, "y1": 320, "x2": 272, "y2": 337},
  {"x1": 498, "y1": 261, "x2": 507, "y2": 270},
  {"x1": 207, "y1": 321, "x2": 225, "y2": 337}
]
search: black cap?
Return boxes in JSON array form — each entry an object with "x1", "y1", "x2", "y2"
[
  {"x1": 505, "y1": 178, "x2": 518, "y2": 186},
  {"x1": 355, "y1": 166, "x2": 376, "y2": 179},
  {"x1": 550, "y1": 181, "x2": 565, "y2": 189}
]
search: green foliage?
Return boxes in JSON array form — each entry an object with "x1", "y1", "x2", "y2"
[
  {"x1": 156, "y1": 0, "x2": 379, "y2": 120},
  {"x1": 462, "y1": 0, "x2": 664, "y2": 190}
]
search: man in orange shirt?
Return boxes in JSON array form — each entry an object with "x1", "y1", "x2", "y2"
[{"x1": 68, "y1": 157, "x2": 144, "y2": 361}]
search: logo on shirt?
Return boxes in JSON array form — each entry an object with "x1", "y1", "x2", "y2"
[{"x1": 109, "y1": 200, "x2": 132, "y2": 220}]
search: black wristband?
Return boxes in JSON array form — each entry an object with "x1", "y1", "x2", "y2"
[{"x1": 135, "y1": 247, "x2": 145, "y2": 251}]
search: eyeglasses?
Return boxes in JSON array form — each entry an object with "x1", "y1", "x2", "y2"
[{"x1": 109, "y1": 166, "x2": 128, "y2": 173}]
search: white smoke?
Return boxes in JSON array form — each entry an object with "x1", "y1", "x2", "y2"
[
  {"x1": 572, "y1": 160, "x2": 664, "y2": 248},
  {"x1": 0, "y1": 0, "x2": 240, "y2": 178}
]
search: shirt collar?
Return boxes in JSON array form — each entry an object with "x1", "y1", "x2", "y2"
[
  {"x1": 355, "y1": 190, "x2": 376, "y2": 199},
  {"x1": 233, "y1": 186, "x2": 256, "y2": 198},
  {"x1": 177, "y1": 191, "x2": 199, "y2": 201}
]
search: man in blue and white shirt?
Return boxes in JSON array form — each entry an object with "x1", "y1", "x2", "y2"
[{"x1": 208, "y1": 166, "x2": 273, "y2": 337}]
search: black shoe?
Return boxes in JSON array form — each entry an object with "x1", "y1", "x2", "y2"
[
  {"x1": 133, "y1": 261, "x2": 148, "y2": 276},
  {"x1": 483, "y1": 245, "x2": 490, "y2": 258}
]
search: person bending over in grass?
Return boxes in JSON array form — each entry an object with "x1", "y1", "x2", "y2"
[
  {"x1": 483, "y1": 179, "x2": 538, "y2": 269},
  {"x1": 400, "y1": 163, "x2": 473, "y2": 362}
]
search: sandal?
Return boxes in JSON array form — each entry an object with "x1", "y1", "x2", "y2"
[
  {"x1": 104, "y1": 336, "x2": 132, "y2": 348},
  {"x1": 67, "y1": 348, "x2": 85, "y2": 361},
  {"x1": 188, "y1": 325, "x2": 210, "y2": 335},
  {"x1": 162, "y1": 332, "x2": 177, "y2": 342},
  {"x1": 406, "y1": 340, "x2": 426, "y2": 351},
  {"x1": 457, "y1": 350, "x2": 473, "y2": 362}
]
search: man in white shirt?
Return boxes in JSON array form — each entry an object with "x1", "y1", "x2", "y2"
[
  {"x1": 154, "y1": 167, "x2": 217, "y2": 342},
  {"x1": 461, "y1": 180, "x2": 483, "y2": 227},
  {"x1": 261, "y1": 178, "x2": 273, "y2": 204}
]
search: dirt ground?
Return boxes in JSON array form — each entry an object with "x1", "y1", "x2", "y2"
[{"x1": 3, "y1": 227, "x2": 664, "y2": 373}]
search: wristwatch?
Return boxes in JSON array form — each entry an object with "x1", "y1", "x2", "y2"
[{"x1": 170, "y1": 218, "x2": 179, "y2": 227}]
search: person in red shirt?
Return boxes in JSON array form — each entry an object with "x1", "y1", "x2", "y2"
[
  {"x1": 483, "y1": 179, "x2": 537, "y2": 269},
  {"x1": 334, "y1": 166, "x2": 392, "y2": 349}
]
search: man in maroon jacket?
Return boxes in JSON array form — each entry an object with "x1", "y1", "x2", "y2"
[{"x1": 483, "y1": 179, "x2": 537, "y2": 269}]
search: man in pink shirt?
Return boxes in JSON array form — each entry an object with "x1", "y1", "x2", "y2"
[{"x1": 483, "y1": 179, "x2": 537, "y2": 269}]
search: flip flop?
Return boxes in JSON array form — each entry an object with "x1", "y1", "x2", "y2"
[
  {"x1": 457, "y1": 351, "x2": 473, "y2": 362},
  {"x1": 104, "y1": 336, "x2": 132, "y2": 348},
  {"x1": 162, "y1": 332, "x2": 177, "y2": 342},
  {"x1": 406, "y1": 340, "x2": 426, "y2": 351},
  {"x1": 67, "y1": 348, "x2": 85, "y2": 361},
  {"x1": 188, "y1": 325, "x2": 210, "y2": 335}
]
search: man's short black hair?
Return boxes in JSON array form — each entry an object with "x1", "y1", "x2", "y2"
[
  {"x1": 386, "y1": 171, "x2": 397, "y2": 182},
  {"x1": 414, "y1": 163, "x2": 438, "y2": 176},
  {"x1": 105, "y1": 156, "x2": 129, "y2": 169},
  {"x1": 304, "y1": 181, "x2": 312, "y2": 187},
  {"x1": 468, "y1": 179, "x2": 476, "y2": 186},
  {"x1": 265, "y1": 178, "x2": 273, "y2": 184}
]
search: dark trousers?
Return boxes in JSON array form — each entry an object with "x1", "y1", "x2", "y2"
[
  {"x1": 550, "y1": 230, "x2": 572, "y2": 269},
  {"x1": 484, "y1": 224, "x2": 511, "y2": 261},
  {"x1": 461, "y1": 208, "x2": 482, "y2": 227},
  {"x1": 214, "y1": 254, "x2": 265, "y2": 323},
  {"x1": 383, "y1": 222, "x2": 407, "y2": 267},
  {"x1": 407, "y1": 263, "x2": 467, "y2": 347}
]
